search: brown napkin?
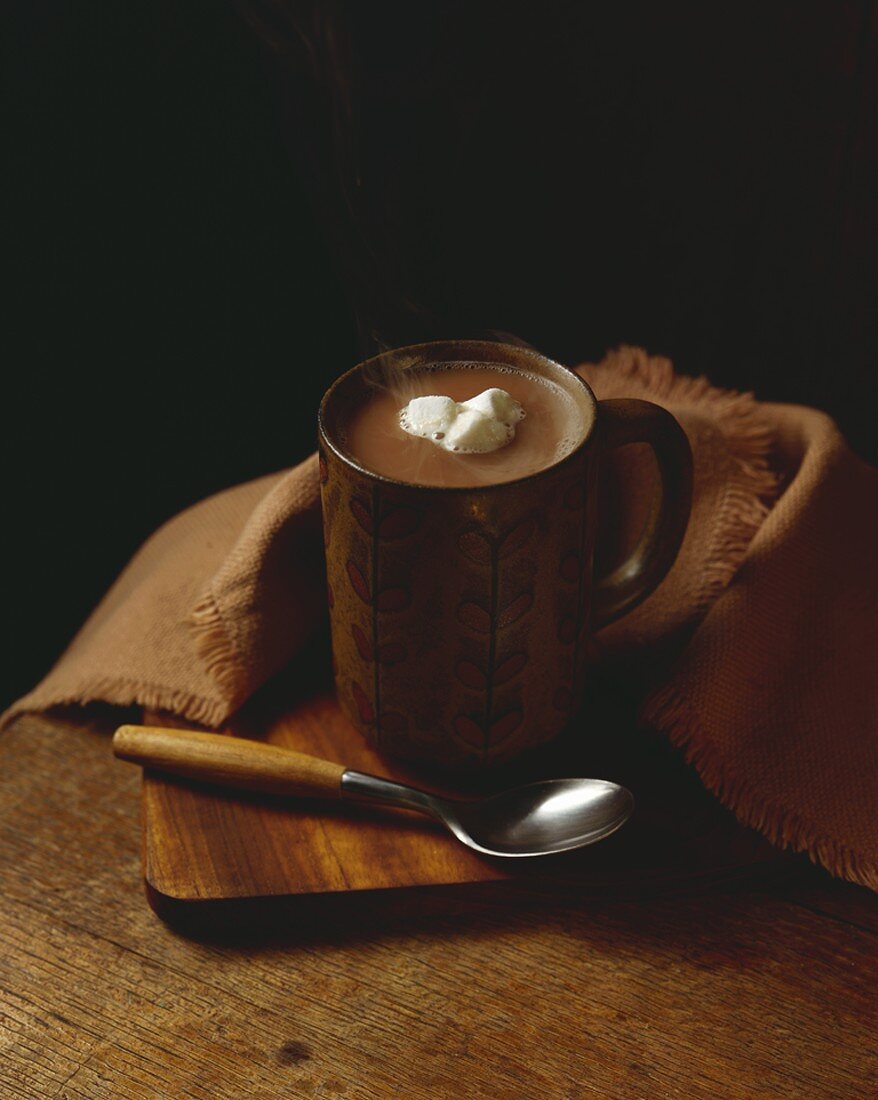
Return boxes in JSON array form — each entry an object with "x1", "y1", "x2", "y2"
[{"x1": 5, "y1": 348, "x2": 876, "y2": 890}]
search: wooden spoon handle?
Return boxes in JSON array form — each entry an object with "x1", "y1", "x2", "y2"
[{"x1": 113, "y1": 725, "x2": 346, "y2": 799}]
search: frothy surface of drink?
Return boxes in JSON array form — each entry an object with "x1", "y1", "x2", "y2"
[
  {"x1": 399, "y1": 388, "x2": 525, "y2": 454},
  {"x1": 341, "y1": 362, "x2": 589, "y2": 488}
]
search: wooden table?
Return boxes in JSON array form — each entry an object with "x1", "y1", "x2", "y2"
[{"x1": 1, "y1": 710, "x2": 876, "y2": 1099}]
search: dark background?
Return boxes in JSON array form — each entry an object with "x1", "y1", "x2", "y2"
[{"x1": 4, "y1": 1, "x2": 876, "y2": 708}]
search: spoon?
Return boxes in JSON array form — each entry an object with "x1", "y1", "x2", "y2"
[{"x1": 113, "y1": 725, "x2": 634, "y2": 858}]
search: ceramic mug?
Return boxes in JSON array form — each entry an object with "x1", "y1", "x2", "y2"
[{"x1": 318, "y1": 341, "x2": 692, "y2": 769}]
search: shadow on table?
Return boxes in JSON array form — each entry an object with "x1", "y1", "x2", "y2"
[
  {"x1": 148, "y1": 857, "x2": 814, "y2": 962},
  {"x1": 149, "y1": 798, "x2": 797, "y2": 949}
]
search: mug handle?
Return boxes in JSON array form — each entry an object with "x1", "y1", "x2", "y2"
[{"x1": 591, "y1": 398, "x2": 693, "y2": 630}]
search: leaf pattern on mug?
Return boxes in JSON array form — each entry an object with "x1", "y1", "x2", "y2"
[
  {"x1": 455, "y1": 660, "x2": 487, "y2": 690},
  {"x1": 457, "y1": 601, "x2": 492, "y2": 633},
  {"x1": 333, "y1": 477, "x2": 553, "y2": 762},
  {"x1": 454, "y1": 513, "x2": 542, "y2": 755},
  {"x1": 458, "y1": 530, "x2": 491, "y2": 564},
  {"x1": 453, "y1": 710, "x2": 523, "y2": 751},
  {"x1": 487, "y1": 710, "x2": 523, "y2": 748},
  {"x1": 343, "y1": 482, "x2": 420, "y2": 749},
  {"x1": 352, "y1": 623, "x2": 373, "y2": 662},
  {"x1": 456, "y1": 651, "x2": 527, "y2": 691},
  {"x1": 351, "y1": 497, "x2": 420, "y2": 541},
  {"x1": 498, "y1": 592, "x2": 533, "y2": 629},
  {"x1": 346, "y1": 560, "x2": 371, "y2": 604},
  {"x1": 352, "y1": 682, "x2": 374, "y2": 724},
  {"x1": 493, "y1": 652, "x2": 527, "y2": 686},
  {"x1": 459, "y1": 515, "x2": 536, "y2": 565},
  {"x1": 350, "y1": 497, "x2": 373, "y2": 534},
  {"x1": 453, "y1": 715, "x2": 484, "y2": 750},
  {"x1": 499, "y1": 518, "x2": 536, "y2": 558}
]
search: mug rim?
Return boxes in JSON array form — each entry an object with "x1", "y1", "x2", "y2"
[{"x1": 318, "y1": 339, "x2": 598, "y2": 494}]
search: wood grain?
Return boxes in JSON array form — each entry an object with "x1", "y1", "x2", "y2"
[
  {"x1": 1, "y1": 711, "x2": 876, "y2": 1098},
  {"x1": 141, "y1": 686, "x2": 510, "y2": 902}
]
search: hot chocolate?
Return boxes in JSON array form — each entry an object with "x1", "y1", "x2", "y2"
[{"x1": 341, "y1": 362, "x2": 590, "y2": 487}]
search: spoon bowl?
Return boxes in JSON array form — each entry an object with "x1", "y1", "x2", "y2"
[
  {"x1": 447, "y1": 778, "x2": 635, "y2": 857},
  {"x1": 340, "y1": 772, "x2": 635, "y2": 857}
]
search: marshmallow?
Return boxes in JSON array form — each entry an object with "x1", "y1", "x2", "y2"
[
  {"x1": 399, "y1": 388, "x2": 525, "y2": 454},
  {"x1": 462, "y1": 387, "x2": 524, "y2": 425},
  {"x1": 399, "y1": 395, "x2": 457, "y2": 439}
]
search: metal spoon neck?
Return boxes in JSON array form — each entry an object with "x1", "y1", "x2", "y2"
[{"x1": 340, "y1": 770, "x2": 446, "y2": 820}]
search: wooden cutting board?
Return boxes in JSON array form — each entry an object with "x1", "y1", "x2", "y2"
[{"x1": 141, "y1": 652, "x2": 781, "y2": 921}]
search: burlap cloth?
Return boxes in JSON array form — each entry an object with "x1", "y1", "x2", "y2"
[{"x1": 5, "y1": 348, "x2": 876, "y2": 889}]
